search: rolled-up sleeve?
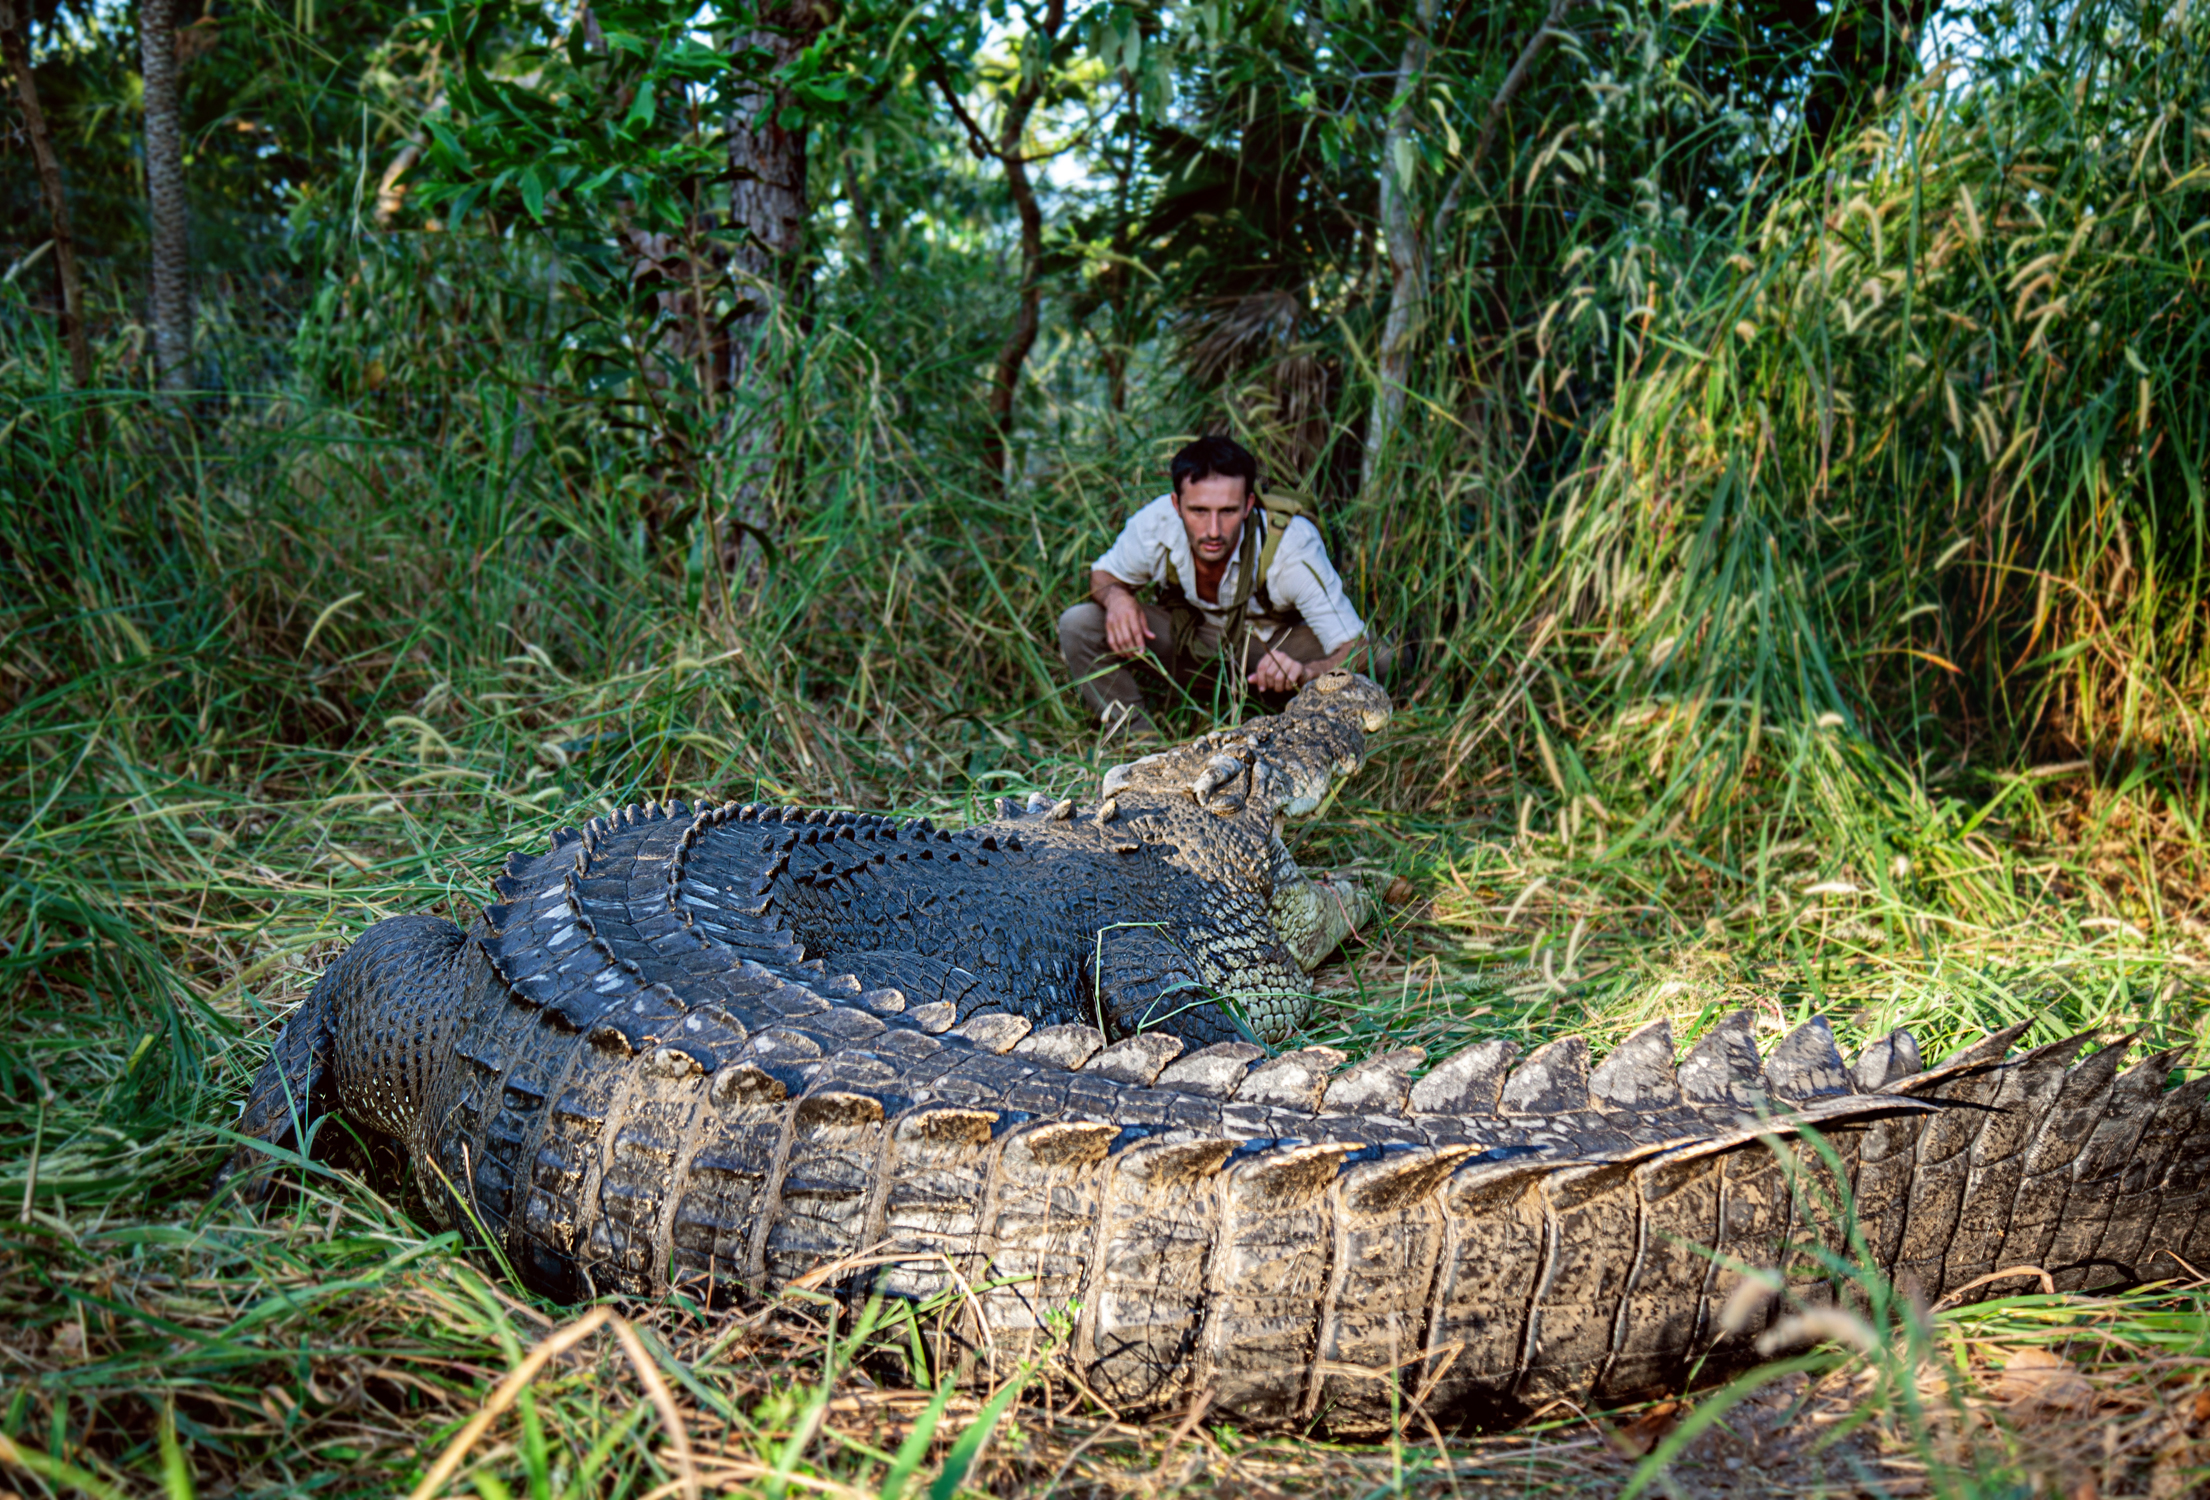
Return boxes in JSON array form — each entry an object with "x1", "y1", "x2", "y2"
[
  {"x1": 1267, "y1": 519, "x2": 1365, "y2": 653},
  {"x1": 1091, "y1": 495, "x2": 1175, "y2": 585}
]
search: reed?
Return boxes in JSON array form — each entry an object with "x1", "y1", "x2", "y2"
[{"x1": 2, "y1": 0, "x2": 2206, "y2": 1487}]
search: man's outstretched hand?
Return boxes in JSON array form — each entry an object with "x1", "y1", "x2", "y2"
[
  {"x1": 1247, "y1": 648, "x2": 1313, "y2": 694},
  {"x1": 1105, "y1": 592, "x2": 1155, "y2": 657}
]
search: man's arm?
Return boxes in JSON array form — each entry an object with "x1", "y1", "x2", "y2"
[
  {"x1": 1247, "y1": 528, "x2": 1372, "y2": 691},
  {"x1": 1091, "y1": 570, "x2": 1154, "y2": 657}
]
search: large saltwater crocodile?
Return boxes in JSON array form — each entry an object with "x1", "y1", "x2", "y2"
[{"x1": 226, "y1": 672, "x2": 2210, "y2": 1431}]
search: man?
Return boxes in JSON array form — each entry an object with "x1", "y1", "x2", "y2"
[{"x1": 1058, "y1": 435, "x2": 1382, "y2": 734}]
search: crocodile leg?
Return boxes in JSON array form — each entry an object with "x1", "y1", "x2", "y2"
[
  {"x1": 1087, "y1": 922, "x2": 1258, "y2": 1046},
  {"x1": 221, "y1": 912, "x2": 468, "y2": 1196},
  {"x1": 1265, "y1": 831, "x2": 1373, "y2": 972}
]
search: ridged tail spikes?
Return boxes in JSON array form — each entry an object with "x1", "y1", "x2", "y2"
[
  {"x1": 1851, "y1": 1027, "x2": 1923, "y2": 1091},
  {"x1": 1678, "y1": 1011, "x2": 1763, "y2": 1108},
  {"x1": 1158, "y1": 1038, "x2": 1264, "y2": 1095},
  {"x1": 1240, "y1": 1047, "x2": 1349, "y2": 1109},
  {"x1": 1409, "y1": 1039, "x2": 1517, "y2": 1113},
  {"x1": 1762, "y1": 1017, "x2": 1852, "y2": 1103},
  {"x1": 1588, "y1": 1020, "x2": 1680, "y2": 1110},
  {"x1": 1500, "y1": 1037, "x2": 1590, "y2": 1113},
  {"x1": 951, "y1": 1012, "x2": 1033, "y2": 1053},
  {"x1": 1083, "y1": 1032, "x2": 1185, "y2": 1085},
  {"x1": 1012, "y1": 1023, "x2": 1105, "y2": 1069},
  {"x1": 1322, "y1": 1048, "x2": 1424, "y2": 1112},
  {"x1": 1156, "y1": 1040, "x2": 1264, "y2": 1096}
]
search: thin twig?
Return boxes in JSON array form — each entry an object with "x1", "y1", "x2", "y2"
[{"x1": 1434, "y1": 0, "x2": 1585, "y2": 246}]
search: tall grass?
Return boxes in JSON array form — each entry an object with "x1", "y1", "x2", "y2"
[{"x1": 3, "y1": 0, "x2": 2209, "y2": 1489}]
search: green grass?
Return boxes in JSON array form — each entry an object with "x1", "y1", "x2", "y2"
[
  {"x1": 0, "y1": 573, "x2": 2203, "y2": 1496},
  {"x1": 5, "y1": 2, "x2": 2210, "y2": 1490}
]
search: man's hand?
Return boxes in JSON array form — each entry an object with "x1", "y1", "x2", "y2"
[
  {"x1": 1247, "y1": 647, "x2": 1312, "y2": 694},
  {"x1": 1100, "y1": 583, "x2": 1154, "y2": 657}
]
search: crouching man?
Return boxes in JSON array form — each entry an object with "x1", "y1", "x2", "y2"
[{"x1": 1058, "y1": 435, "x2": 1386, "y2": 736}]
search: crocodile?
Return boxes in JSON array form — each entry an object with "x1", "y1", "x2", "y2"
[{"x1": 224, "y1": 674, "x2": 2210, "y2": 1432}]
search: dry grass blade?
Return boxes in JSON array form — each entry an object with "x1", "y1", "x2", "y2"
[
  {"x1": 609, "y1": 1315, "x2": 702, "y2": 1500},
  {"x1": 407, "y1": 1305, "x2": 613, "y2": 1500}
]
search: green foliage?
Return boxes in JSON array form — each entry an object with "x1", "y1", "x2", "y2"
[
  {"x1": 414, "y1": 0, "x2": 738, "y2": 235},
  {"x1": 1, "y1": 0, "x2": 420, "y2": 274},
  {"x1": 5, "y1": 0, "x2": 2210, "y2": 1490}
]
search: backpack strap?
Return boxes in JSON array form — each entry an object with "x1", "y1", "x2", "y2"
[{"x1": 1154, "y1": 506, "x2": 1266, "y2": 662}]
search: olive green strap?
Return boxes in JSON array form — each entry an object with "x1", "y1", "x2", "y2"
[
  {"x1": 1156, "y1": 507, "x2": 1267, "y2": 664},
  {"x1": 1217, "y1": 507, "x2": 1265, "y2": 651}
]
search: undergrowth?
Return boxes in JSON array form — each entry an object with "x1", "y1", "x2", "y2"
[{"x1": 5, "y1": 0, "x2": 2210, "y2": 1492}]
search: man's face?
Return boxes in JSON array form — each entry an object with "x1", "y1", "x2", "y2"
[{"x1": 1173, "y1": 474, "x2": 1254, "y2": 567}]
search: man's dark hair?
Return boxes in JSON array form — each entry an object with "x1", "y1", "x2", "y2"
[{"x1": 1170, "y1": 435, "x2": 1260, "y2": 500}]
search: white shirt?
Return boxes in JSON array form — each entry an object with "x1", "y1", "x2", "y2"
[{"x1": 1093, "y1": 494, "x2": 1367, "y2": 653}]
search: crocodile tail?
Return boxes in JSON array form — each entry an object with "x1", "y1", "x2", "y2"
[{"x1": 817, "y1": 1013, "x2": 2205, "y2": 1432}]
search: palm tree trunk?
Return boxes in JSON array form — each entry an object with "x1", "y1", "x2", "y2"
[
  {"x1": 1, "y1": 0, "x2": 92, "y2": 387},
  {"x1": 141, "y1": 0, "x2": 190, "y2": 398}
]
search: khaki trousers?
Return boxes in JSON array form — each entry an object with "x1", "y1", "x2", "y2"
[{"x1": 1058, "y1": 599, "x2": 1336, "y2": 722}]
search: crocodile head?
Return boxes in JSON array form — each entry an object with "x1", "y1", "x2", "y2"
[
  {"x1": 1101, "y1": 670, "x2": 1393, "y2": 821},
  {"x1": 1263, "y1": 669, "x2": 1392, "y2": 814}
]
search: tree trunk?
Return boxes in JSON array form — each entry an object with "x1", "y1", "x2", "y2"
[
  {"x1": 1, "y1": 0, "x2": 92, "y2": 387},
  {"x1": 717, "y1": 0, "x2": 825, "y2": 590},
  {"x1": 141, "y1": 0, "x2": 190, "y2": 399},
  {"x1": 724, "y1": 0, "x2": 818, "y2": 388},
  {"x1": 984, "y1": 149, "x2": 1043, "y2": 490},
  {"x1": 1360, "y1": 0, "x2": 1437, "y2": 496},
  {"x1": 937, "y1": 0, "x2": 1065, "y2": 496},
  {"x1": 1102, "y1": 85, "x2": 1138, "y2": 419}
]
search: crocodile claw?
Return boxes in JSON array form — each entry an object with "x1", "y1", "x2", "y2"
[{"x1": 1189, "y1": 752, "x2": 1248, "y2": 805}]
